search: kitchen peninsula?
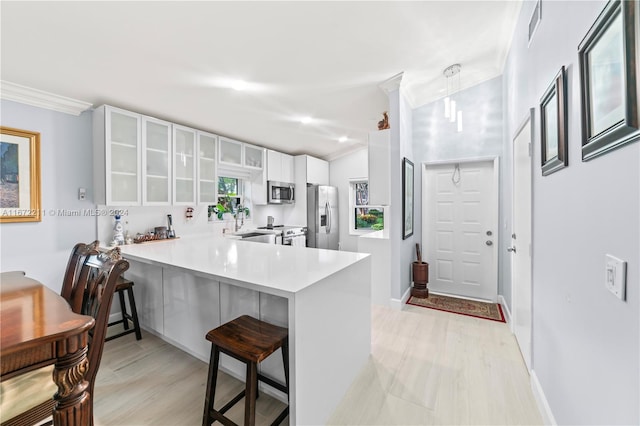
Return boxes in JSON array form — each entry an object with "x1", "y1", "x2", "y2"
[{"x1": 118, "y1": 235, "x2": 371, "y2": 425}]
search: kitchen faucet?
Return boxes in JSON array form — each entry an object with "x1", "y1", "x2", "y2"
[{"x1": 234, "y1": 204, "x2": 244, "y2": 232}]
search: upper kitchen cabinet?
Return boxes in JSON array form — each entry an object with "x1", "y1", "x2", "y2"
[
  {"x1": 94, "y1": 105, "x2": 142, "y2": 206},
  {"x1": 218, "y1": 137, "x2": 243, "y2": 168},
  {"x1": 244, "y1": 144, "x2": 264, "y2": 170},
  {"x1": 304, "y1": 155, "x2": 329, "y2": 185},
  {"x1": 368, "y1": 129, "x2": 390, "y2": 205},
  {"x1": 197, "y1": 131, "x2": 218, "y2": 205},
  {"x1": 218, "y1": 137, "x2": 264, "y2": 171},
  {"x1": 267, "y1": 150, "x2": 294, "y2": 183},
  {"x1": 172, "y1": 125, "x2": 197, "y2": 205},
  {"x1": 142, "y1": 116, "x2": 172, "y2": 205}
]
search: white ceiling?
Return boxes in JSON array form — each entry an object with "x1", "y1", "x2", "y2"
[{"x1": 0, "y1": 1, "x2": 521, "y2": 160}]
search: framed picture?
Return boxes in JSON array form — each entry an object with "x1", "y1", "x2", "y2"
[
  {"x1": 0, "y1": 127, "x2": 41, "y2": 223},
  {"x1": 402, "y1": 157, "x2": 413, "y2": 240},
  {"x1": 540, "y1": 66, "x2": 568, "y2": 175},
  {"x1": 579, "y1": 0, "x2": 639, "y2": 161}
]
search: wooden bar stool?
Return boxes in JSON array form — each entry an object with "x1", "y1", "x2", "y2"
[
  {"x1": 106, "y1": 276, "x2": 142, "y2": 342},
  {"x1": 202, "y1": 315, "x2": 289, "y2": 426}
]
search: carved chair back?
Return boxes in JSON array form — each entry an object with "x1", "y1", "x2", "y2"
[
  {"x1": 60, "y1": 240, "x2": 99, "y2": 302},
  {"x1": 69, "y1": 246, "x2": 130, "y2": 396}
]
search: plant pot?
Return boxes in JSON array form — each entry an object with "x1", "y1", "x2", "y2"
[{"x1": 411, "y1": 261, "x2": 429, "y2": 298}]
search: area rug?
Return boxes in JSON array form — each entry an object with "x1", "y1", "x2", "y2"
[{"x1": 407, "y1": 294, "x2": 505, "y2": 322}]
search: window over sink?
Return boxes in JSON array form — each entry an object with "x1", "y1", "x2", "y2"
[{"x1": 209, "y1": 176, "x2": 249, "y2": 220}]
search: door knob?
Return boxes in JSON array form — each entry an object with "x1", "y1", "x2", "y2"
[
  {"x1": 507, "y1": 246, "x2": 517, "y2": 253},
  {"x1": 486, "y1": 241, "x2": 493, "y2": 246}
]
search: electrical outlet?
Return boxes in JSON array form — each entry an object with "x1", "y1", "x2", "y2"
[{"x1": 605, "y1": 254, "x2": 626, "y2": 301}]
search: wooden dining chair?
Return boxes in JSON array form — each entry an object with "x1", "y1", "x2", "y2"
[{"x1": 0, "y1": 244, "x2": 129, "y2": 426}]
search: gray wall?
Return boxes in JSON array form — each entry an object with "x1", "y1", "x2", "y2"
[
  {"x1": 1, "y1": 100, "x2": 95, "y2": 292},
  {"x1": 412, "y1": 76, "x2": 505, "y2": 299},
  {"x1": 503, "y1": 1, "x2": 639, "y2": 424},
  {"x1": 329, "y1": 147, "x2": 369, "y2": 253}
]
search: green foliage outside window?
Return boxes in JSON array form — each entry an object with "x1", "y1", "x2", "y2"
[{"x1": 355, "y1": 208, "x2": 384, "y2": 230}]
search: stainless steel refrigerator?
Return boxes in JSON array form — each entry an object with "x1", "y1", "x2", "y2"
[{"x1": 306, "y1": 184, "x2": 339, "y2": 250}]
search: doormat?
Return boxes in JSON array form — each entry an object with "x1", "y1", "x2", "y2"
[{"x1": 407, "y1": 294, "x2": 505, "y2": 322}]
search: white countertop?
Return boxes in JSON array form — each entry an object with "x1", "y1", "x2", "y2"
[{"x1": 119, "y1": 234, "x2": 369, "y2": 295}]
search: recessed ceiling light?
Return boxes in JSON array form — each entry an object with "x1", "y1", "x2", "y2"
[
  {"x1": 231, "y1": 80, "x2": 247, "y2": 91},
  {"x1": 338, "y1": 136, "x2": 348, "y2": 143},
  {"x1": 300, "y1": 116, "x2": 312, "y2": 124}
]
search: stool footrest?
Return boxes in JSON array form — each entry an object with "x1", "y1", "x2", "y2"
[
  {"x1": 257, "y1": 373, "x2": 287, "y2": 395},
  {"x1": 219, "y1": 389, "x2": 246, "y2": 415}
]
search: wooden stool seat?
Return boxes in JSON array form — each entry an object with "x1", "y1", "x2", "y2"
[
  {"x1": 106, "y1": 277, "x2": 142, "y2": 342},
  {"x1": 203, "y1": 315, "x2": 289, "y2": 426}
]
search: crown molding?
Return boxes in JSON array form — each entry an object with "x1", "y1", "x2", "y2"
[
  {"x1": 378, "y1": 72, "x2": 404, "y2": 94},
  {"x1": 0, "y1": 81, "x2": 93, "y2": 116}
]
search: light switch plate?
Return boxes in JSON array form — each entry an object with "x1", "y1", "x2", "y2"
[
  {"x1": 78, "y1": 187, "x2": 86, "y2": 201},
  {"x1": 605, "y1": 254, "x2": 626, "y2": 301}
]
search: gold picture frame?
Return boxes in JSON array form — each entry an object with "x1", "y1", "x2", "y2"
[{"x1": 0, "y1": 126, "x2": 41, "y2": 223}]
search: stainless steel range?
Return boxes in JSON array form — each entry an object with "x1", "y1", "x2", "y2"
[{"x1": 281, "y1": 226, "x2": 307, "y2": 246}]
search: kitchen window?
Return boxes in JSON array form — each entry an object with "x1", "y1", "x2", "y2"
[
  {"x1": 349, "y1": 180, "x2": 384, "y2": 234},
  {"x1": 211, "y1": 176, "x2": 245, "y2": 219}
]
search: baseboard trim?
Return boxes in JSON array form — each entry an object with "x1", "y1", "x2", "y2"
[
  {"x1": 531, "y1": 370, "x2": 557, "y2": 425},
  {"x1": 498, "y1": 295, "x2": 512, "y2": 329},
  {"x1": 390, "y1": 286, "x2": 411, "y2": 310}
]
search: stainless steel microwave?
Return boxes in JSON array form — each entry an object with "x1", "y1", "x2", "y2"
[{"x1": 267, "y1": 181, "x2": 295, "y2": 204}]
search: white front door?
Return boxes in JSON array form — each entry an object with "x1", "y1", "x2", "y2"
[
  {"x1": 512, "y1": 113, "x2": 533, "y2": 370},
  {"x1": 422, "y1": 159, "x2": 499, "y2": 301}
]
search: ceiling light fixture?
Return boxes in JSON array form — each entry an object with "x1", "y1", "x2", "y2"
[
  {"x1": 338, "y1": 136, "x2": 348, "y2": 143},
  {"x1": 443, "y1": 64, "x2": 463, "y2": 132},
  {"x1": 231, "y1": 80, "x2": 247, "y2": 91},
  {"x1": 300, "y1": 116, "x2": 312, "y2": 124}
]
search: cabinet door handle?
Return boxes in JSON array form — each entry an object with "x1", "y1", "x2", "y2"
[{"x1": 507, "y1": 246, "x2": 517, "y2": 253}]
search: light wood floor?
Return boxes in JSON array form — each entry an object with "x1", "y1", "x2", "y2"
[{"x1": 95, "y1": 305, "x2": 542, "y2": 425}]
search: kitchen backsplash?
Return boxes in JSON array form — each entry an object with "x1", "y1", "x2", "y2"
[{"x1": 96, "y1": 204, "x2": 254, "y2": 245}]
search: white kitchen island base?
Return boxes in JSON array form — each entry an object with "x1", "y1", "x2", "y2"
[{"x1": 120, "y1": 235, "x2": 371, "y2": 425}]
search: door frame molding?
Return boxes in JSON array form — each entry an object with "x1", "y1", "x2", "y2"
[
  {"x1": 511, "y1": 108, "x2": 535, "y2": 371},
  {"x1": 421, "y1": 155, "x2": 500, "y2": 302}
]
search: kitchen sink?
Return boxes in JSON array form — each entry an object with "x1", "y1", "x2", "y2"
[{"x1": 240, "y1": 233, "x2": 276, "y2": 244}]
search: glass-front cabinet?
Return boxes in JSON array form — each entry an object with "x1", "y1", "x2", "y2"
[
  {"x1": 198, "y1": 131, "x2": 218, "y2": 204},
  {"x1": 218, "y1": 137, "x2": 243, "y2": 167},
  {"x1": 142, "y1": 117, "x2": 172, "y2": 205},
  {"x1": 105, "y1": 107, "x2": 141, "y2": 205},
  {"x1": 173, "y1": 125, "x2": 196, "y2": 205},
  {"x1": 244, "y1": 144, "x2": 264, "y2": 170}
]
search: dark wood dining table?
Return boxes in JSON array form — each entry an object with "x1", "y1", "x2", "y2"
[{"x1": 0, "y1": 271, "x2": 95, "y2": 425}]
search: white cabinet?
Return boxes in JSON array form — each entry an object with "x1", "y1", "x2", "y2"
[
  {"x1": 368, "y1": 129, "x2": 390, "y2": 205},
  {"x1": 267, "y1": 150, "x2": 294, "y2": 183},
  {"x1": 142, "y1": 116, "x2": 172, "y2": 205},
  {"x1": 219, "y1": 137, "x2": 264, "y2": 171},
  {"x1": 244, "y1": 144, "x2": 264, "y2": 170},
  {"x1": 126, "y1": 260, "x2": 164, "y2": 335},
  {"x1": 163, "y1": 268, "x2": 221, "y2": 360},
  {"x1": 197, "y1": 131, "x2": 218, "y2": 205},
  {"x1": 172, "y1": 125, "x2": 197, "y2": 205},
  {"x1": 218, "y1": 137, "x2": 243, "y2": 167},
  {"x1": 94, "y1": 105, "x2": 142, "y2": 205},
  {"x1": 305, "y1": 155, "x2": 329, "y2": 185}
]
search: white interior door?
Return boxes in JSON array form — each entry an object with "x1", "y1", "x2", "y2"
[
  {"x1": 422, "y1": 159, "x2": 498, "y2": 301},
  {"x1": 512, "y1": 112, "x2": 533, "y2": 371}
]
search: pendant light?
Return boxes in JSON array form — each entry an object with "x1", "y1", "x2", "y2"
[{"x1": 443, "y1": 64, "x2": 463, "y2": 132}]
